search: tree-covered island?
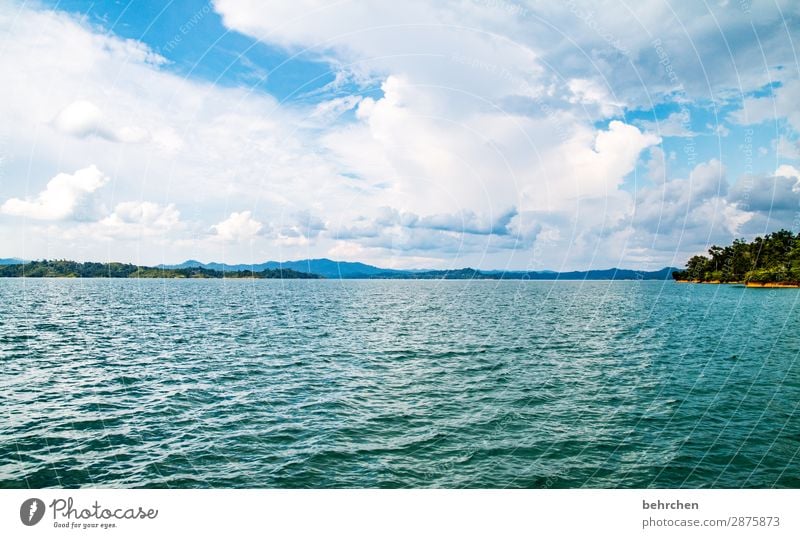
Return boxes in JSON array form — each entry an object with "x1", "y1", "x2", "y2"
[
  {"x1": 0, "y1": 260, "x2": 320, "y2": 279},
  {"x1": 672, "y1": 229, "x2": 800, "y2": 287}
]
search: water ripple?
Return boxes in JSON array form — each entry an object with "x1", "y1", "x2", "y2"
[{"x1": 1, "y1": 279, "x2": 799, "y2": 488}]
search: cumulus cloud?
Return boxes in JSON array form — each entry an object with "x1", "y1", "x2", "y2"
[
  {"x1": 518, "y1": 120, "x2": 660, "y2": 207},
  {"x1": 415, "y1": 208, "x2": 517, "y2": 236},
  {"x1": 690, "y1": 159, "x2": 728, "y2": 199},
  {"x1": 729, "y1": 79, "x2": 800, "y2": 131},
  {"x1": 332, "y1": 206, "x2": 539, "y2": 257},
  {"x1": 0, "y1": 4, "x2": 351, "y2": 262},
  {"x1": 2, "y1": 1, "x2": 799, "y2": 269},
  {"x1": 213, "y1": 0, "x2": 543, "y2": 105},
  {"x1": 93, "y1": 201, "x2": 181, "y2": 238},
  {"x1": 211, "y1": 211, "x2": 264, "y2": 242},
  {"x1": 645, "y1": 146, "x2": 668, "y2": 184},
  {"x1": 616, "y1": 158, "x2": 753, "y2": 266},
  {"x1": 592, "y1": 122, "x2": 661, "y2": 185},
  {"x1": 725, "y1": 169, "x2": 800, "y2": 236},
  {"x1": 775, "y1": 164, "x2": 800, "y2": 180},
  {"x1": 51, "y1": 100, "x2": 148, "y2": 143},
  {"x1": 728, "y1": 175, "x2": 800, "y2": 212},
  {"x1": 775, "y1": 136, "x2": 800, "y2": 159},
  {"x1": 371, "y1": 207, "x2": 518, "y2": 236},
  {"x1": 213, "y1": 0, "x2": 799, "y2": 107},
  {"x1": 567, "y1": 78, "x2": 623, "y2": 118},
  {"x1": 338, "y1": 226, "x2": 505, "y2": 255},
  {"x1": 1, "y1": 165, "x2": 108, "y2": 220},
  {"x1": 631, "y1": 159, "x2": 742, "y2": 234},
  {"x1": 272, "y1": 210, "x2": 328, "y2": 246}
]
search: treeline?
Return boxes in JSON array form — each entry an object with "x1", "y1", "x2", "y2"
[
  {"x1": 365, "y1": 267, "x2": 676, "y2": 280},
  {"x1": 368, "y1": 268, "x2": 486, "y2": 279},
  {"x1": 672, "y1": 229, "x2": 800, "y2": 283},
  {"x1": 0, "y1": 260, "x2": 320, "y2": 279}
]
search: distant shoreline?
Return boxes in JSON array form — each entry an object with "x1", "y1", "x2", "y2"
[
  {"x1": 0, "y1": 258, "x2": 679, "y2": 281},
  {"x1": 674, "y1": 279, "x2": 800, "y2": 288},
  {"x1": 0, "y1": 260, "x2": 319, "y2": 280},
  {"x1": 0, "y1": 277, "x2": 675, "y2": 281}
]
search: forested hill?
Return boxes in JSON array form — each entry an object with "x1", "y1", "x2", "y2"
[
  {"x1": 0, "y1": 258, "x2": 680, "y2": 281},
  {"x1": 0, "y1": 260, "x2": 320, "y2": 279},
  {"x1": 165, "y1": 258, "x2": 679, "y2": 280},
  {"x1": 672, "y1": 230, "x2": 800, "y2": 284}
]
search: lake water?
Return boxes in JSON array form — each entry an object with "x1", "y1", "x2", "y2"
[{"x1": 1, "y1": 279, "x2": 798, "y2": 488}]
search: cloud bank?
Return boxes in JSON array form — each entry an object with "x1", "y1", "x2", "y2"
[{"x1": 0, "y1": 0, "x2": 798, "y2": 269}]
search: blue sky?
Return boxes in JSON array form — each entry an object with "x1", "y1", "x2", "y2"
[
  {"x1": 1, "y1": 0, "x2": 799, "y2": 270},
  {"x1": 42, "y1": 0, "x2": 359, "y2": 102}
]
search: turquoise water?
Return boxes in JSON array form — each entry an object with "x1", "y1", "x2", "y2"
[{"x1": 0, "y1": 279, "x2": 798, "y2": 488}]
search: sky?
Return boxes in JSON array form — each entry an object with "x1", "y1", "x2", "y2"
[{"x1": 0, "y1": 0, "x2": 798, "y2": 270}]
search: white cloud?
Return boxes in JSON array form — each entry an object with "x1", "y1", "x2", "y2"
[
  {"x1": 593, "y1": 122, "x2": 661, "y2": 184},
  {"x1": 274, "y1": 210, "x2": 327, "y2": 244},
  {"x1": 337, "y1": 207, "x2": 518, "y2": 240},
  {"x1": 52, "y1": 100, "x2": 112, "y2": 140},
  {"x1": 211, "y1": 211, "x2": 264, "y2": 242},
  {"x1": 520, "y1": 120, "x2": 660, "y2": 208},
  {"x1": 213, "y1": 0, "x2": 543, "y2": 104},
  {"x1": 636, "y1": 111, "x2": 696, "y2": 138},
  {"x1": 708, "y1": 123, "x2": 730, "y2": 137},
  {"x1": 729, "y1": 174, "x2": 800, "y2": 211},
  {"x1": 1, "y1": 165, "x2": 108, "y2": 220},
  {"x1": 645, "y1": 146, "x2": 667, "y2": 184},
  {"x1": 775, "y1": 164, "x2": 800, "y2": 180},
  {"x1": 623, "y1": 159, "x2": 751, "y2": 264},
  {"x1": 307, "y1": 95, "x2": 363, "y2": 125},
  {"x1": 632, "y1": 159, "x2": 731, "y2": 231},
  {"x1": 0, "y1": 4, "x2": 353, "y2": 262},
  {"x1": 567, "y1": 78, "x2": 623, "y2": 118},
  {"x1": 729, "y1": 80, "x2": 800, "y2": 131},
  {"x1": 51, "y1": 100, "x2": 147, "y2": 143},
  {"x1": 93, "y1": 201, "x2": 182, "y2": 239},
  {"x1": 214, "y1": 0, "x2": 800, "y2": 108},
  {"x1": 1, "y1": 1, "x2": 798, "y2": 269},
  {"x1": 775, "y1": 136, "x2": 800, "y2": 159}
]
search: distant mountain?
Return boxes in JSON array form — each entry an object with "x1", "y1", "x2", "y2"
[
  {"x1": 269, "y1": 259, "x2": 397, "y2": 278},
  {"x1": 361, "y1": 267, "x2": 679, "y2": 280},
  {"x1": 161, "y1": 258, "x2": 396, "y2": 278},
  {"x1": 513, "y1": 267, "x2": 680, "y2": 281},
  {"x1": 162, "y1": 258, "x2": 679, "y2": 280},
  {"x1": 0, "y1": 258, "x2": 25, "y2": 265},
  {"x1": 0, "y1": 259, "x2": 319, "y2": 279}
]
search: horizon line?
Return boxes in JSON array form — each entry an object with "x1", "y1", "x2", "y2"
[{"x1": 0, "y1": 256, "x2": 681, "y2": 274}]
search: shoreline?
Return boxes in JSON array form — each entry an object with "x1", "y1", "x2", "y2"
[
  {"x1": 674, "y1": 280, "x2": 732, "y2": 284},
  {"x1": 674, "y1": 279, "x2": 800, "y2": 288},
  {"x1": 745, "y1": 282, "x2": 800, "y2": 288}
]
